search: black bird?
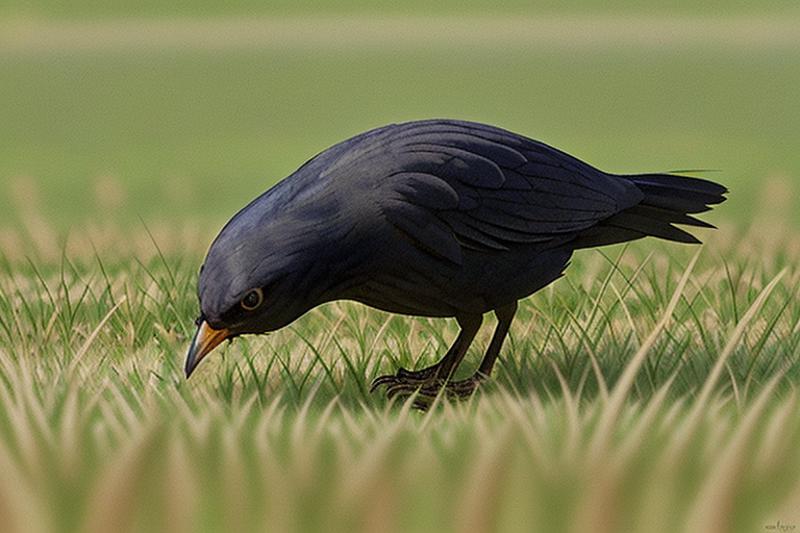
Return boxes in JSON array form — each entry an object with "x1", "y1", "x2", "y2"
[{"x1": 185, "y1": 119, "x2": 726, "y2": 403}]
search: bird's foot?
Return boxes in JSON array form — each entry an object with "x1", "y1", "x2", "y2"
[
  {"x1": 369, "y1": 364, "x2": 441, "y2": 392},
  {"x1": 370, "y1": 371, "x2": 488, "y2": 410}
]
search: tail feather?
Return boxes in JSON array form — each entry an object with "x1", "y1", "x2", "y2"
[
  {"x1": 627, "y1": 173, "x2": 727, "y2": 196},
  {"x1": 573, "y1": 172, "x2": 727, "y2": 249},
  {"x1": 624, "y1": 204, "x2": 716, "y2": 229},
  {"x1": 603, "y1": 211, "x2": 701, "y2": 244}
]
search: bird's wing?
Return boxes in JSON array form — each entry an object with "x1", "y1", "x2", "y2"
[{"x1": 327, "y1": 120, "x2": 643, "y2": 265}]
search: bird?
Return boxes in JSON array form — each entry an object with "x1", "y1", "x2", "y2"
[{"x1": 185, "y1": 118, "x2": 726, "y2": 405}]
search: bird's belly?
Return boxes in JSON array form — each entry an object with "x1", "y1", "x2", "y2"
[
  {"x1": 345, "y1": 246, "x2": 572, "y2": 317},
  {"x1": 347, "y1": 277, "x2": 469, "y2": 317}
]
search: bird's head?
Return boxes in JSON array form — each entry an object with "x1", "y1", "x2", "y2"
[
  {"x1": 183, "y1": 140, "x2": 364, "y2": 378},
  {"x1": 184, "y1": 191, "x2": 320, "y2": 378}
]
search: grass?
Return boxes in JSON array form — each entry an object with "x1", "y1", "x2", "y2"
[
  {"x1": 0, "y1": 217, "x2": 799, "y2": 532},
  {"x1": 2, "y1": 14, "x2": 800, "y2": 228},
  {"x1": 3, "y1": 0, "x2": 800, "y2": 19}
]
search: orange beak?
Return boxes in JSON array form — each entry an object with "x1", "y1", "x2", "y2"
[{"x1": 185, "y1": 320, "x2": 230, "y2": 377}]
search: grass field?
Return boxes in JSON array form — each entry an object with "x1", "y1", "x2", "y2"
[
  {"x1": 2, "y1": 6, "x2": 800, "y2": 533},
  {"x1": 1, "y1": 222, "x2": 799, "y2": 532}
]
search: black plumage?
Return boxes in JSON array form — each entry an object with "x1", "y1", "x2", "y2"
[{"x1": 185, "y1": 119, "x2": 726, "y2": 404}]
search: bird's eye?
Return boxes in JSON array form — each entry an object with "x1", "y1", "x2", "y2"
[{"x1": 241, "y1": 288, "x2": 263, "y2": 311}]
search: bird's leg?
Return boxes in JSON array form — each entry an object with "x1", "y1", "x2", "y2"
[
  {"x1": 394, "y1": 314, "x2": 482, "y2": 381},
  {"x1": 475, "y1": 301, "x2": 517, "y2": 378},
  {"x1": 370, "y1": 313, "x2": 482, "y2": 394},
  {"x1": 417, "y1": 301, "x2": 518, "y2": 403}
]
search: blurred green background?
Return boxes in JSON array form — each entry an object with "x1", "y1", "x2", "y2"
[{"x1": 1, "y1": 3, "x2": 799, "y2": 233}]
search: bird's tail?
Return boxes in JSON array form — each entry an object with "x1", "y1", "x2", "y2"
[{"x1": 573, "y1": 173, "x2": 728, "y2": 249}]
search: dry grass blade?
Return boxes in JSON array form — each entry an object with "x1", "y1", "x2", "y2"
[
  {"x1": 67, "y1": 296, "x2": 126, "y2": 376},
  {"x1": 588, "y1": 249, "x2": 700, "y2": 460},
  {"x1": 667, "y1": 268, "x2": 787, "y2": 463},
  {"x1": 685, "y1": 374, "x2": 782, "y2": 532}
]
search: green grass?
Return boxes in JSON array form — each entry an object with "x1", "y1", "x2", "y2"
[
  {"x1": 2, "y1": 16, "x2": 800, "y2": 228},
  {"x1": 1, "y1": 222, "x2": 799, "y2": 532},
  {"x1": 2, "y1": 7, "x2": 800, "y2": 532},
  {"x1": 3, "y1": 0, "x2": 800, "y2": 19}
]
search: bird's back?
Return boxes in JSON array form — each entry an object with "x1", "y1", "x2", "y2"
[{"x1": 304, "y1": 119, "x2": 725, "y2": 315}]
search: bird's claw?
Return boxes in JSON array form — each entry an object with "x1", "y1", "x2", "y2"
[
  {"x1": 369, "y1": 365, "x2": 438, "y2": 393},
  {"x1": 370, "y1": 371, "x2": 488, "y2": 410},
  {"x1": 369, "y1": 371, "x2": 419, "y2": 393},
  {"x1": 369, "y1": 373, "x2": 400, "y2": 393}
]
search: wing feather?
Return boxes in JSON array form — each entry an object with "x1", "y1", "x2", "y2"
[{"x1": 328, "y1": 120, "x2": 640, "y2": 262}]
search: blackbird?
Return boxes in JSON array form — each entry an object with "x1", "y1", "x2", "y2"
[{"x1": 185, "y1": 119, "x2": 726, "y2": 403}]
